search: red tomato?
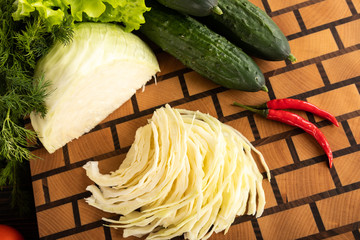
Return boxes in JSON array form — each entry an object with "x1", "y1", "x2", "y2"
[{"x1": 0, "y1": 225, "x2": 24, "y2": 240}]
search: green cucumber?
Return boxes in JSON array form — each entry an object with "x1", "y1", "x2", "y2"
[
  {"x1": 139, "y1": 2, "x2": 267, "y2": 92},
  {"x1": 156, "y1": 0, "x2": 223, "y2": 16},
  {"x1": 205, "y1": 0, "x2": 296, "y2": 62}
]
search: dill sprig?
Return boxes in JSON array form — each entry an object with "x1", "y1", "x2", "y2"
[
  {"x1": 1, "y1": 109, "x2": 38, "y2": 161},
  {"x1": 12, "y1": 17, "x2": 49, "y2": 69},
  {"x1": 0, "y1": 0, "x2": 73, "y2": 214},
  {"x1": 51, "y1": 15, "x2": 75, "y2": 46},
  {"x1": 1, "y1": 75, "x2": 52, "y2": 118}
]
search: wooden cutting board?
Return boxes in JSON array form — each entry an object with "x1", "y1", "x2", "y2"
[{"x1": 29, "y1": 0, "x2": 360, "y2": 239}]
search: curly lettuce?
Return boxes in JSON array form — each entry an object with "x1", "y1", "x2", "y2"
[{"x1": 12, "y1": 0, "x2": 150, "y2": 32}]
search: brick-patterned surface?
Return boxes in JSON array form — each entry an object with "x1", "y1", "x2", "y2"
[
  {"x1": 325, "y1": 232, "x2": 356, "y2": 240},
  {"x1": 316, "y1": 189, "x2": 360, "y2": 230},
  {"x1": 58, "y1": 227, "x2": 106, "y2": 240},
  {"x1": 36, "y1": 203, "x2": 75, "y2": 237},
  {"x1": 336, "y1": 19, "x2": 360, "y2": 48},
  {"x1": 335, "y1": 152, "x2": 360, "y2": 185},
  {"x1": 208, "y1": 221, "x2": 256, "y2": 240},
  {"x1": 32, "y1": 180, "x2": 45, "y2": 207},
  {"x1": 30, "y1": 148, "x2": 65, "y2": 175},
  {"x1": 111, "y1": 228, "x2": 141, "y2": 240},
  {"x1": 292, "y1": 125, "x2": 350, "y2": 161},
  {"x1": 322, "y1": 50, "x2": 360, "y2": 83},
  {"x1": 184, "y1": 71, "x2": 219, "y2": 96},
  {"x1": 299, "y1": 0, "x2": 352, "y2": 29},
  {"x1": 258, "y1": 205, "x2": 319, "y2": 240},
  {"x1": 100, "y1": 100, "x2": 134, "y2": 124},
  {"x1": 276, "y1": 162, "x2": 335, "y2": 202},
  {"x1": 272, "y1": 11, "x2": 301, "y2": 36},
  {"x1": 289, "y1": 29, "x2": 339, "y2": 62},
  {"x1": 269, "y1": 63, "x2": 325, "y2": 98},
  {"x1": 267, "y1": 0, "x2": 309, "y2": 12},
  {"x1": 254, "y1": 57, "x2": 286, "y2": 73},
  {"x1": 29, "y1": 0, "x2": 360, "y2": 239},
  {"x1": 47, "y1": 167, "x2": 92, "y2": 202},
  {"x1": 348, "y1": 116, "x2": 360, "y2": 144},
  {"x1": 217, "y1": 89, "x2": 269, "y2": 117}
]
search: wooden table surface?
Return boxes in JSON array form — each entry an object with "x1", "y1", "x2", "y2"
[{"x1": 28, "y1": 0, "x2": 360, "y2": 239}]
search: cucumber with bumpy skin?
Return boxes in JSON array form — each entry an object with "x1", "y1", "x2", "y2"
[
  {"x1": 205, "y1": 0, "x2": 296, "y2": 62},
  {"x1": 139, "y1": 2, "x2": 267, "y2": 92},
  {"x1": 155, "y1": 0, "x2": 223, "y2": 16}
]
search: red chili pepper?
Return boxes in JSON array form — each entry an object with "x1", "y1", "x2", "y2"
[
  {"x1": 245, "y1": 98, "x2": 339, "y2": 127},
  {"x1": 233, "y1": 103, "x2": 333, "y2": 168}
]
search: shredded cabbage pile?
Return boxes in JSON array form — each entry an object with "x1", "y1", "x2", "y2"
[{"x1": 84, "y1": 104, "x2": 270, "y2": 240}]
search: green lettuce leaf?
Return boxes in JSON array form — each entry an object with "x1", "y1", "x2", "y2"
[{"x1": 12, "y1": 0, "x2": 150, "y2": 32}]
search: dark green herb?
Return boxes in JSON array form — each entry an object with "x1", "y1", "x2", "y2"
[{"x1": 0, "y1": 0, "x2": 73, "y2": 214}]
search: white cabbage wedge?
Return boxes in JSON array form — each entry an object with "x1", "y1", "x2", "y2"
[
  {"x1": 84, "y1": 105, "x2": 270, "y2": 240},
  {"x1": 30, "y1": 23, "x2": 160, "y2": 153}
]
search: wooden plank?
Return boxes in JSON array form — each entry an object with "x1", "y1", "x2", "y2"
[{"x1": 30, "y1": 0, "x2": 360, "y2": 239}]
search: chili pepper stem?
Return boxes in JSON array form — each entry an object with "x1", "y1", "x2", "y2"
[
  {"x1": 242, "y1": 103, "x2": 268, "y2": 109},
  {"x1": 233, "y1": 102, "x2": 268, "y2": 118}
]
